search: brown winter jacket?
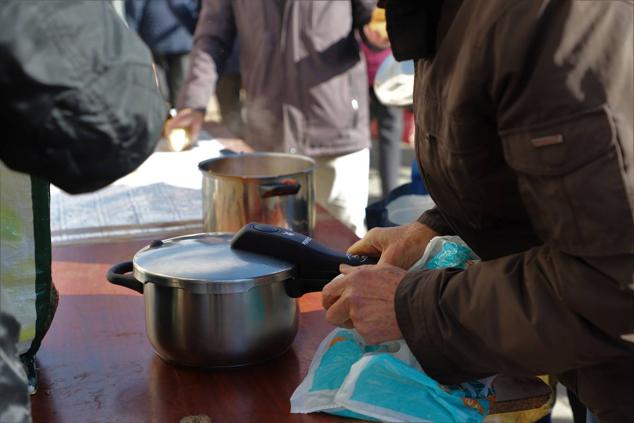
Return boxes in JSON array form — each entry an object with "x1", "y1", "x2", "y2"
[
  {"x1": 393, "y1": 0, "x2": 634, "y2": 419},
  {"x1": 178, "y1": 0, "x2": 375, "y2": 156}
]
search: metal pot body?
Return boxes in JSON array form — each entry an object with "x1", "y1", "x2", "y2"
[
  {"x1": 144, "y1": 281, "x2": 299, "y2": 368},
  {"x1": 105, "y1": 233, "x2": 300, "y2": 368},
  {"x1": 200, "y1": 153, "x2": 315, "y2": 236}
]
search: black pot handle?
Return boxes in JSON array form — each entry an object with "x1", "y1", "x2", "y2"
[
  {"x1": 284, "y1": 278, "x2": 330, "y2": 298},
  {"x1": 220, "y1": 148, "x2": 240, "y2": 156},
  {"x1": 106, "y1": 261, "x2": 144, "y2": 294},
  {"x1": 259, "y1": 182, "x2": 301, "y2": 198},
  {"x1": 231, "y1": 223, "x2": 378, "y2": 298}
]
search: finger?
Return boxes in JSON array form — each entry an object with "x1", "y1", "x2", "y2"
[
  {"x1": 325, "y1": 295, "x2": 351, "y2": 327},
  {"x1": 339, "y1": 264, "x2": 370, "y2": 275},
  {"x1": 377, "y1": 245, "x2": 406, "y2": 267},
  {"x1": 321, "y1": 274, "x2": 348, "y2": 310},
  {"x1": 347, "y1": 236, "x2": 380, "y2": 257},
  {"x1": 377, "y1": 246, "x2": 395, "y2": 266},
  {"x1": 167, "y1": 116, "x2": 188, "y2": 131}
]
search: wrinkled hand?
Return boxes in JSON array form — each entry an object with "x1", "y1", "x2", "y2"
[
  {"x1": 164, "y1": 108, "x2": 204, "y2": 142},
  {"x1": 348, "y1": 222, "x2": 439, "y2": 270},
  {"x1": 322, "y1": 264, "x2": 406, "y2": 345},
  {"x1": 362, "y1": 24, "x2": 390, "y2": 50}
]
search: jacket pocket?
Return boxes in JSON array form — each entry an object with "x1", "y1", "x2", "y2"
[
  {"x1": 500, "y1": 106, "x2": 634, "y2": 256},
  {"x1": 303, "y1": 71, "x2": 353, "y2": 138},
  {"x1": 302, "y1": 54, "x2": 367, "y2": 150}
]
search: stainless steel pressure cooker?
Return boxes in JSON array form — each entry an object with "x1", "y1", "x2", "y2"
[{"x1": 106, "y1": 223, "x2": 375, "y2": 368}]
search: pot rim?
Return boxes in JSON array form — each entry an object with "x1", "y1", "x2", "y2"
[
  {"x1": 135, "y1": 268, "x2": 296, "y2": 294},
  {"x1": 198, "y1": 152, "x2": 316, "y2": 181},
  {"x1": 132, "y1": 233, "x2": 296, "y2": 294}
]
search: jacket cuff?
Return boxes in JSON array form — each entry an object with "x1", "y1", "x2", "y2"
[
  {"x1": 176, "y1": 84, "x2": 210, "y2": 111},
  {"x1": 417, "y1": 207, "x2": 454, "y2": 236},
  {"x1": 395, "y1": 268, "x2": 474, "y2": 384}
]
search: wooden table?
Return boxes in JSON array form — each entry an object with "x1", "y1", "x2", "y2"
[{"x1": 31, "y1": 207, "x2": 549, "y2": 422}]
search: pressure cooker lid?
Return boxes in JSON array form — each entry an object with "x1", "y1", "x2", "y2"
[{"x1": 132, "y1": 233, "x2": 295, "y2": 294}]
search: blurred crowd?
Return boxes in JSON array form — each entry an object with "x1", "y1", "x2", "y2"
[
  {"x1": 122, "y1": 0, "x2": 414, "y2": 237},
  {"x1": 4, "y1": 2, "x2": 631, "y2": 423}
]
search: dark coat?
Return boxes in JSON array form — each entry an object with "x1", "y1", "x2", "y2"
[
  {"x1": 0, "y1": 1, "x2": 166, "y2": 193},
  {"x1": 392, "y1": 0, "x2": 634, "y2": 420},
  {"x1": 126, "y1": 0, "x2": 197, "y2": 55}
]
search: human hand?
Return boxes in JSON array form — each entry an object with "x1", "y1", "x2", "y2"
[
  {"x1": 322, "y1": 264, "x2": 406, "y2": 344},
  {"x1": 362, "y1": 24, "x2": 390, "y2": 50},
  {"x1": 347, "y1": 222, "x2": 439, "y2": 270},
  {"x1": 164, "y1": 108, "x2": 204, "y2": 144}
]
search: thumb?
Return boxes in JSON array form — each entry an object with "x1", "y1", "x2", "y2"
[{"x1": 347, "y1": 237, "x2": 380, "y2": 257}]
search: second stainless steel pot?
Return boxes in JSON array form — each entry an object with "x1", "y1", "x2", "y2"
[{"x1": 199, "y1": 152, "x2": 315, "y2": 235}]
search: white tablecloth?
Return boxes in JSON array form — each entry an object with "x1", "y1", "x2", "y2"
[{"x1": 50, "y1": 139, "x2": 224, "y2": 245}]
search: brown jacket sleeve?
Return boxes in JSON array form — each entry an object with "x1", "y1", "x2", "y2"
[
  {"x1": 176, "y1": 0, "x2": 236, "y2": 111},
  {"x1": 396, "y1": 0, "x2": 634, "y2": 384},
  {"x1": 418, "y1": 207, "x2": 455, "y2": 236}
]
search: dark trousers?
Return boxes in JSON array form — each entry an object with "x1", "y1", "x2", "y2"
[
  {"x1": 153, "y1": 52, "x2": 189, "y2": 107},
  {"x1": 369, "y1": 87, "x2": 404, "y2": 197}
]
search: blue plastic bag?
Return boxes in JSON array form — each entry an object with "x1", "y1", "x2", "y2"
[
  {"x1": 337, "y1": 354, "x2": 492, "y2": 422},
  {"x1": 290, "y1": 237, "x2": 492, "y2": 422},
  {"x1": 290, "y1": 328, "x2": 493, "y2": 422},
  {"x1": 413, "y1": 235, "x2": 479, "y2": 270}
]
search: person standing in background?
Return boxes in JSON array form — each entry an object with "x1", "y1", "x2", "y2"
[
  {"x1": 168, "y1": 0, "x2": 244, "y2": 138},
  {"x1": 361, "y1": 8, "x2": 404, "y2": 198},
  {"x1": 166, "y1": 0, "x2": 377, "y2": 237},
  {"x1": 126, "y1": 0, "x2": 199, "y2": 107}
]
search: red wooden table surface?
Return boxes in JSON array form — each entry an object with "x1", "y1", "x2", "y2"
[
  {"x1": 30, "y1": 208, "x2": 364, "y2": 423},
  {"x1": 31, "y1": 207, "x2": 549, "y2": 422}
]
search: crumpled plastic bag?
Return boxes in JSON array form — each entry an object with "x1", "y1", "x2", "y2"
[
  {"x1": 290, "y1": 328, "x2": 494, "y2": 422},
  {"x1": 414, "y1": 235, "x2": 479, "y2": 270},
  {"x1": 290, "y1": 236, "x2": 493, "y2": 422}
]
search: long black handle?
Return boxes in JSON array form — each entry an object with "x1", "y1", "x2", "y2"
[
  {"x1": 231, "y1": 223, "x2": 377, "y2": 298},
  {"x1": 106, "y1": 261, "x2": 144, "y2": 294},
  {"x1": 284, "y1": 278, "x2": 337, "y2": 298}
]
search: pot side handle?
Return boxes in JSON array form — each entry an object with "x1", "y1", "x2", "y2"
[
  {"x1": 259, "y1": 182, "x2": 301, "y2": 199},
  {"x1": 106, "y1": 261, "x2": 144, "y2": 294}
]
